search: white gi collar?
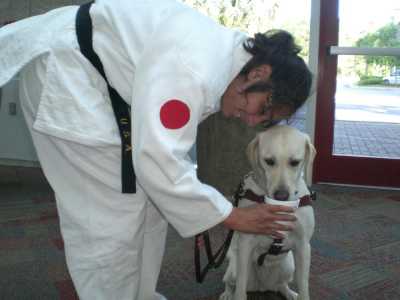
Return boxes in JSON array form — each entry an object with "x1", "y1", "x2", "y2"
[
  {"x1": 229, "y1": 35, "x2": 253, "y2": 85},
  {"x1": 212, "y1": 33, "x2": 252, "y2": 114}
]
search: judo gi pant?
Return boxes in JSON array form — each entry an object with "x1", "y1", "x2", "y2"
[{"x1": 19, "y1": 57, "x2": 168, "y2": 300}]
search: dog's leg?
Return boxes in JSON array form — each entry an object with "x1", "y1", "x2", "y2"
[
  {"x1": 220, "y1": 249, "x2": 237, "y2": 300},
  {"x1": 233, "y1": 235, "x2": 254, "y2": 300},
  {"x1": 293, "y1": 241, "x2": 311, "y2": 300},
  {"x1": 277, "y1": 252, "x2": 298, "y2": 300}
]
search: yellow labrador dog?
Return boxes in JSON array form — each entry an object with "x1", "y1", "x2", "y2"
[{"x1": 220, "y1": 125, "x2": 316, "y2": 300}]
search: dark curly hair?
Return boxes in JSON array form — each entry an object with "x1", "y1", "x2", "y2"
[{"x1": 239, "y1": 30, "x2": 313, "y2": 115}]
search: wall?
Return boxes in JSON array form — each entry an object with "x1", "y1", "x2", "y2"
[
  {"x1": 0, "y1": 0, "x2": 87, "y2": 177},
  {"x1": 0, "y1": 0, "x2": 87, "y2": 24},
  {"x1": 0, "y1": 77, "x2": 38, "y2": 166},
  {"x1": 197, "y1": 113, "x2": 261, "y2": 197}
]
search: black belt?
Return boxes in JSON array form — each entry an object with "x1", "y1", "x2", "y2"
[{"x1": 75, "y1": 1, "x2": 136, "y2": 193}]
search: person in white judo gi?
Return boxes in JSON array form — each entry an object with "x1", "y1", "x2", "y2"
[{"x1": 0, "y1": 0, "x2": 313, "y2": 299}]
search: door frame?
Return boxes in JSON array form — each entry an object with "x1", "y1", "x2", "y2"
[{"x1": 313, "y1": 0, "x2": 400, "y2": 188}]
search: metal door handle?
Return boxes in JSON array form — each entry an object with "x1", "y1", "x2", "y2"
[{"x1": 330, "y1": 46, "x2": 400, "y2": 56}]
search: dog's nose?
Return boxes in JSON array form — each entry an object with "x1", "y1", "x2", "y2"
[{"x1": 273, "y1": 190, "x2": 289, "y2": 201}]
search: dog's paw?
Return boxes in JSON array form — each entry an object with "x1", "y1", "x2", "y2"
[
  {"x1": 281, "y1": 289, "x2": 298, "y2": 300},
  {"x1": 219, "y1": 291, "x2": 233, "y2": 300}
]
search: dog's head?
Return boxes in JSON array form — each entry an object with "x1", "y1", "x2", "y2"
[{"x1": 246, "y1": 125, "x2": 316, "y2": 201}]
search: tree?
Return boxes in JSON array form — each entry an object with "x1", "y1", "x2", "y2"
[
  {"x1": 182, "y1": 0, "x2": 309, "y2": 61},
  {"x1": 182, "y1": 0, "x2": 281, "y2": 31},
  {"x1": 356, "y1": 22, "x2": 400, "y2": 75}
]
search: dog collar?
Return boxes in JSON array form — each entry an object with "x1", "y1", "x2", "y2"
[
  {"x1": 243, "y1": 190, "x2": 314, "y2": 207},
  {"x1": 243, "y1": 190, "x2": 265, "y2": 203}
]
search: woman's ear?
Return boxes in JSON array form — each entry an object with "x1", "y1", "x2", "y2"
[
  {"x1": 248, "y1": 64, "x2": 272, "y2": 81},
  {"x1": 236, "y1": 64, "x2": 272, "y2": 94}
]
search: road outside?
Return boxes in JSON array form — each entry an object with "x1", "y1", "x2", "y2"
[
  {"x1": 335, "y1": 83, "x2": 400, "y2": 123},
  {"x1": 333, "y1": 83, "x2": 400, "y2": 158}
]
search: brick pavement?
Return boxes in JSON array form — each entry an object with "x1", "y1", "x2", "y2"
[
  {"x1": 334, "y1": 121, "x2": 400, "y2": 158},
  {"x1": 291, "y1": 118, "x2": 400, "y2": 158}
]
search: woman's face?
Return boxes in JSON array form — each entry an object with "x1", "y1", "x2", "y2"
[
  {"x1": 221, "y1": 65, "x2": 292, "y2": 127},
  {"x1": 229, "y1": 90, "x2": 273, "y2": 126}
]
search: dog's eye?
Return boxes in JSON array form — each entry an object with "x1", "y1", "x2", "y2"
[
  {"x1": 264, "y1": 158, "x2": 275, "y2": 166},
  {"x1": 290, "y1": 160, "x2": 301, "y2": 167}
]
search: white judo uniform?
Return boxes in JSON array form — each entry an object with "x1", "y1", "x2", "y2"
[{"x1": 0, "y1": 0, "x2": 252, "y2": 299}]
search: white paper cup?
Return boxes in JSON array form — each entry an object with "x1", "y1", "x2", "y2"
[
  {"x1": 264, "y1": 196, "x2": 299, "y2": 236},
  {"x1": 264, "y1": 197, "x2": 300, "y2": 208}
]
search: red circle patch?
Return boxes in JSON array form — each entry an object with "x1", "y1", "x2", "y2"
[{"x1": 160, "y1": 99, "x2": 190, "y2": 129}]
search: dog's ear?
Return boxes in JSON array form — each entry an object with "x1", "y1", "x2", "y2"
[
  {"x1": 246, "y1": 134, "x2": 267, "y2": 186},
  {"x1": 304, "y1": 136, "x2": 317, "y2": 186},
  {"x1": 246, "y1": 134, "x2": 259, "y2": 169}
]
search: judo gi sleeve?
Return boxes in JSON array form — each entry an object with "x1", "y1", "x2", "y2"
[{"x1": 131, "y1": 58, "x2": 233, "y2": 238}]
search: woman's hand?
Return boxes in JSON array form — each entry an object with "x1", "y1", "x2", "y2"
[{"x1": 222, "y1": 204, "x2": 297, "y2": 239}]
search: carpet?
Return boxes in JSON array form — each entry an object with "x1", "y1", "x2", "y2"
[{"x1": 1, "y1": 182, "x2": 400, "y2": 300}]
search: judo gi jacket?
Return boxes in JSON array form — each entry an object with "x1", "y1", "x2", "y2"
[{"x1": 0, "y1": 0, "x2": 253, "y2": 237}]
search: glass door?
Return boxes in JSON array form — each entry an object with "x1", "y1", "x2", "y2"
[{"x1": 313, "y1": 0, "x2": 400, "y2": 188}]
